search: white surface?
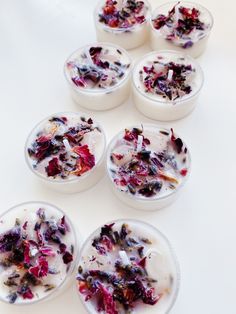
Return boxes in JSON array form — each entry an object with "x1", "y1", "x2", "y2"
[{"x1": 0, "y1": 0, "x2": 235, "y2": 313}]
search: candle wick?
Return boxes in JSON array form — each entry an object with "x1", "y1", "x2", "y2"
[
  {"x1": 136, "y1": 135, "x2": 143, "y2": 152},
  {"x1": 174, "y1": 3, "x2": 181, "y2": 26},
  {"x1": 119, "y1": 250, "x2": 130, "y2": 265},
  {"x1": 63, "y1": 138, "x2": 72, "y2": 152},
  {"x1": 85, "y1": 48, "x2": 102, "y2": 75},
  {"x1": 85, "y1": 49, "x2": 94, "y2": 67},
  {"x1": 167, "y1": 69, "x2": 173, "y2": 81}
]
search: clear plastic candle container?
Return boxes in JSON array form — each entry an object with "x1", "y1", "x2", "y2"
[
  {"x1": 132, "y1": 50, "x2": 203, "y2": 121},
  {"x1": 77, "y1": 219, "x2": 180, "y2": 313},
  {"x1": 150, "y1": 1, "x2": 213, "y2": 58},
  {"x1": 0, "y1": 201, "x2": 78, "y2": 305},
  {"x1": 106, "y1": 125, "x2": 191, "y2": 210},
  {"x1": 25, "y1": 112, "x2": 106, "y2": 193},
  {"x1": 94, "y1": 0, "x2": 151, "y2": 50},
  {"x1": 64, "y1": 43, "x2": 132, "y2": 110}
]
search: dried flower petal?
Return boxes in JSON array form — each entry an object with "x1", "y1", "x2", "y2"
[{"x1": 29, "y1": 256, "x2": 49, "y2": 278}]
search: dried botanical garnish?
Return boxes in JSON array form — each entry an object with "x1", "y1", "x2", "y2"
[
  {"x1": 77, "y1": 222, "x2": 162, "y2": 313},
  {"x1": 66, "y1": 46, "x2": 130, "y2": 90},
  {"x1": 152, "y1": 2, "x2": 210, "y2": 48},
  {"x1": 98, "y1": 0, "x2": 147, "y2": 29},
  {"x1": 139, "y1": 59, "x2": 193, "y2": 100},
  {"x1": 27, "y1": 115, "x2": 101, "y2": 180},
  {"x1": 0, "y1": 207, "x2": 74, "y2": 304},
  {"x1": 109, "y1": 126, "x2": 189, "y2": 198}
]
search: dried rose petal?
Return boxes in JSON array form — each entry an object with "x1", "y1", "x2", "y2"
[
  {"x1": 29, "y1": 256, "x2": 49, "y2": 278},
  {"x1": 45, "y1": 157, "x2": 62, "y2": 177},
  {"x1": 72, "y1": 145, "x2": 95, "y2": 176}
]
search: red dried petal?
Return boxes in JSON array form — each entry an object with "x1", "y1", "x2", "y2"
[
  {"x1": 39, "y1": 246, "x2": 55, "y2": 256},
  {"x1": 62, "y1": 251, "x2": 73, "y2": 264},
  {"x1": 72, "y1": 76, "x2": 86, "y2": 87},
  {"x1": 18, "y1": 286, "x2": 34, "y2": 300},
  {"x1": 73, "y1": 145, "x2": 95, "y2": 176},
  {"x1": 112, "y1": 153, "x2": 124, "y2": 161},
  {"x1": 23, "y1": 241, "x2": 31, "y2": 264},
  {"x1": 45, "y1": 157, "x2": 62, "y2": 177},
  {"x1": 180, "y1": 168, "x2": 188, "y2": 176},
  {"x1": 138, "y1": 256, "x2": 147, "y2": 268},
  {"x1": 36, "y1": 134, "x2": 52, "y2": 143},
  {"x1": 98, "y1": 283, "x2": 118, "y2": 314},
  {"x1": 29, "y1": 256, "x2": 48, "y2": 278}
]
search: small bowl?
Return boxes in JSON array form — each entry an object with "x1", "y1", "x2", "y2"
[
  {"x1": 0, "y1": 201, "x2": 79, "y2": 305},
  {"x1": 76, "y1": 219, "x2": 180, "y2": 313},
  {"x1": 150, "y1": 1, "x2": 214, "y2": 58},
  {"x1": 106, "y1": 124, "x2": 191, "y2": 210},
  {"x1": 132, "y1": 50, "x2": 204, "y2": 121},
  {"x1": 94, "y1": 0, "x2": 151, "y2": 50},
  {"x1": 64, "y1": 42, "x2": 132, "y2": 110},
  {"x1": 25, "y1": 112, "x2": 106, "y2": 193}
]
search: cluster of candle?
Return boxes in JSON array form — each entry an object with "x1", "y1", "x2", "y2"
[
  {"x1": 1, "y1": 0, "x2": 215, "y2": 312},
  {"x1": 65, "y1": 44, "x2": 204, "y2": 119},
  {"x1": 62, "y1": 2, "x2": 210, "y2": 119},
  {"x1": 93, "y1": 0, "x2": 213, "y2": 56}
]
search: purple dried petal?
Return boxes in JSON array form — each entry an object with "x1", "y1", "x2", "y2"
[
  {"x1": 0, "y1": 227, "x2": 21, "y2": 253},
  {"x1": 183, "y1": 40, "x2": 194, "y2": 49}
]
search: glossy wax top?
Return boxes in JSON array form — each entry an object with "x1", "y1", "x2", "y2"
[
  {"x1": 95, "y1": 0, "x2": 150, "y2": 31},
  {"x1": 107, "y1": 125, "x2": 190, "y2": 200},
  {"x1": 77, "y1": 219, "x2": 179, "y2": 314},
  {"x1": 151, "y1": 1, "x2": 213, "y2": 46},
  {"x1": 133, "y1": 50, "x2": 203, "y2": 103},
  {"x1": 65, "y1": 44, "x2": 131, "y2": 93},
  {"x1": 26, "y1": 113, "x2": 106, "y2": 183},
  {"x1": 0, "y1": 202, "x2": 76, "y2": 305}
]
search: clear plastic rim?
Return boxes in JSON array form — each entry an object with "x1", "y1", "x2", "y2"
[
  {"x1": 24, "y1": 111, "x2": 107, "y2": 184},
  {"x1": 94, "y1": 0, "x2": 152, "y2": 33},
  {"x1": 76, "y1": 218, "x2": 181, "y2": 314},
  {"x1": 106, "y1": 123, "x2": 191, "y2": 202},
  {"x1": 150, "y1": 1, "x2": 214, "y2": 38},
  {"x1": 132, "y1": 49, "x2": 204, "y2": 105},
  {"x1": 64, "y1": 42, "x2": 132, "y2": 95},
  {"x1": 0, "y1": 201, "x2": 79, "y2": 306}
]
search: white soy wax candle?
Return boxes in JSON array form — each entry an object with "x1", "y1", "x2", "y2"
[
  {"x1": 64, "y1": 43, "x2": 131, "y2": 110},
  {"x1": 150, "y1": 1, "x2": 214, "y2": 58},
  {"x1": 132, "y1": 50, "x2": 203, "y2": 121},
  {"x1": 106, "y1": 125, "x2": 191, "y2": 210},
  {"x1": 77, "y1": 219, "x2": 180, "y2": 313},
  {"x1": 25, "y1": 112, "x2": 106, "y2": 193},
  {"x1": 94, "y1": 0, "x2": 151, "y2": 50},
  {"x1": 0, "y1": 201, "x2": 78, "y2": 305}
]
